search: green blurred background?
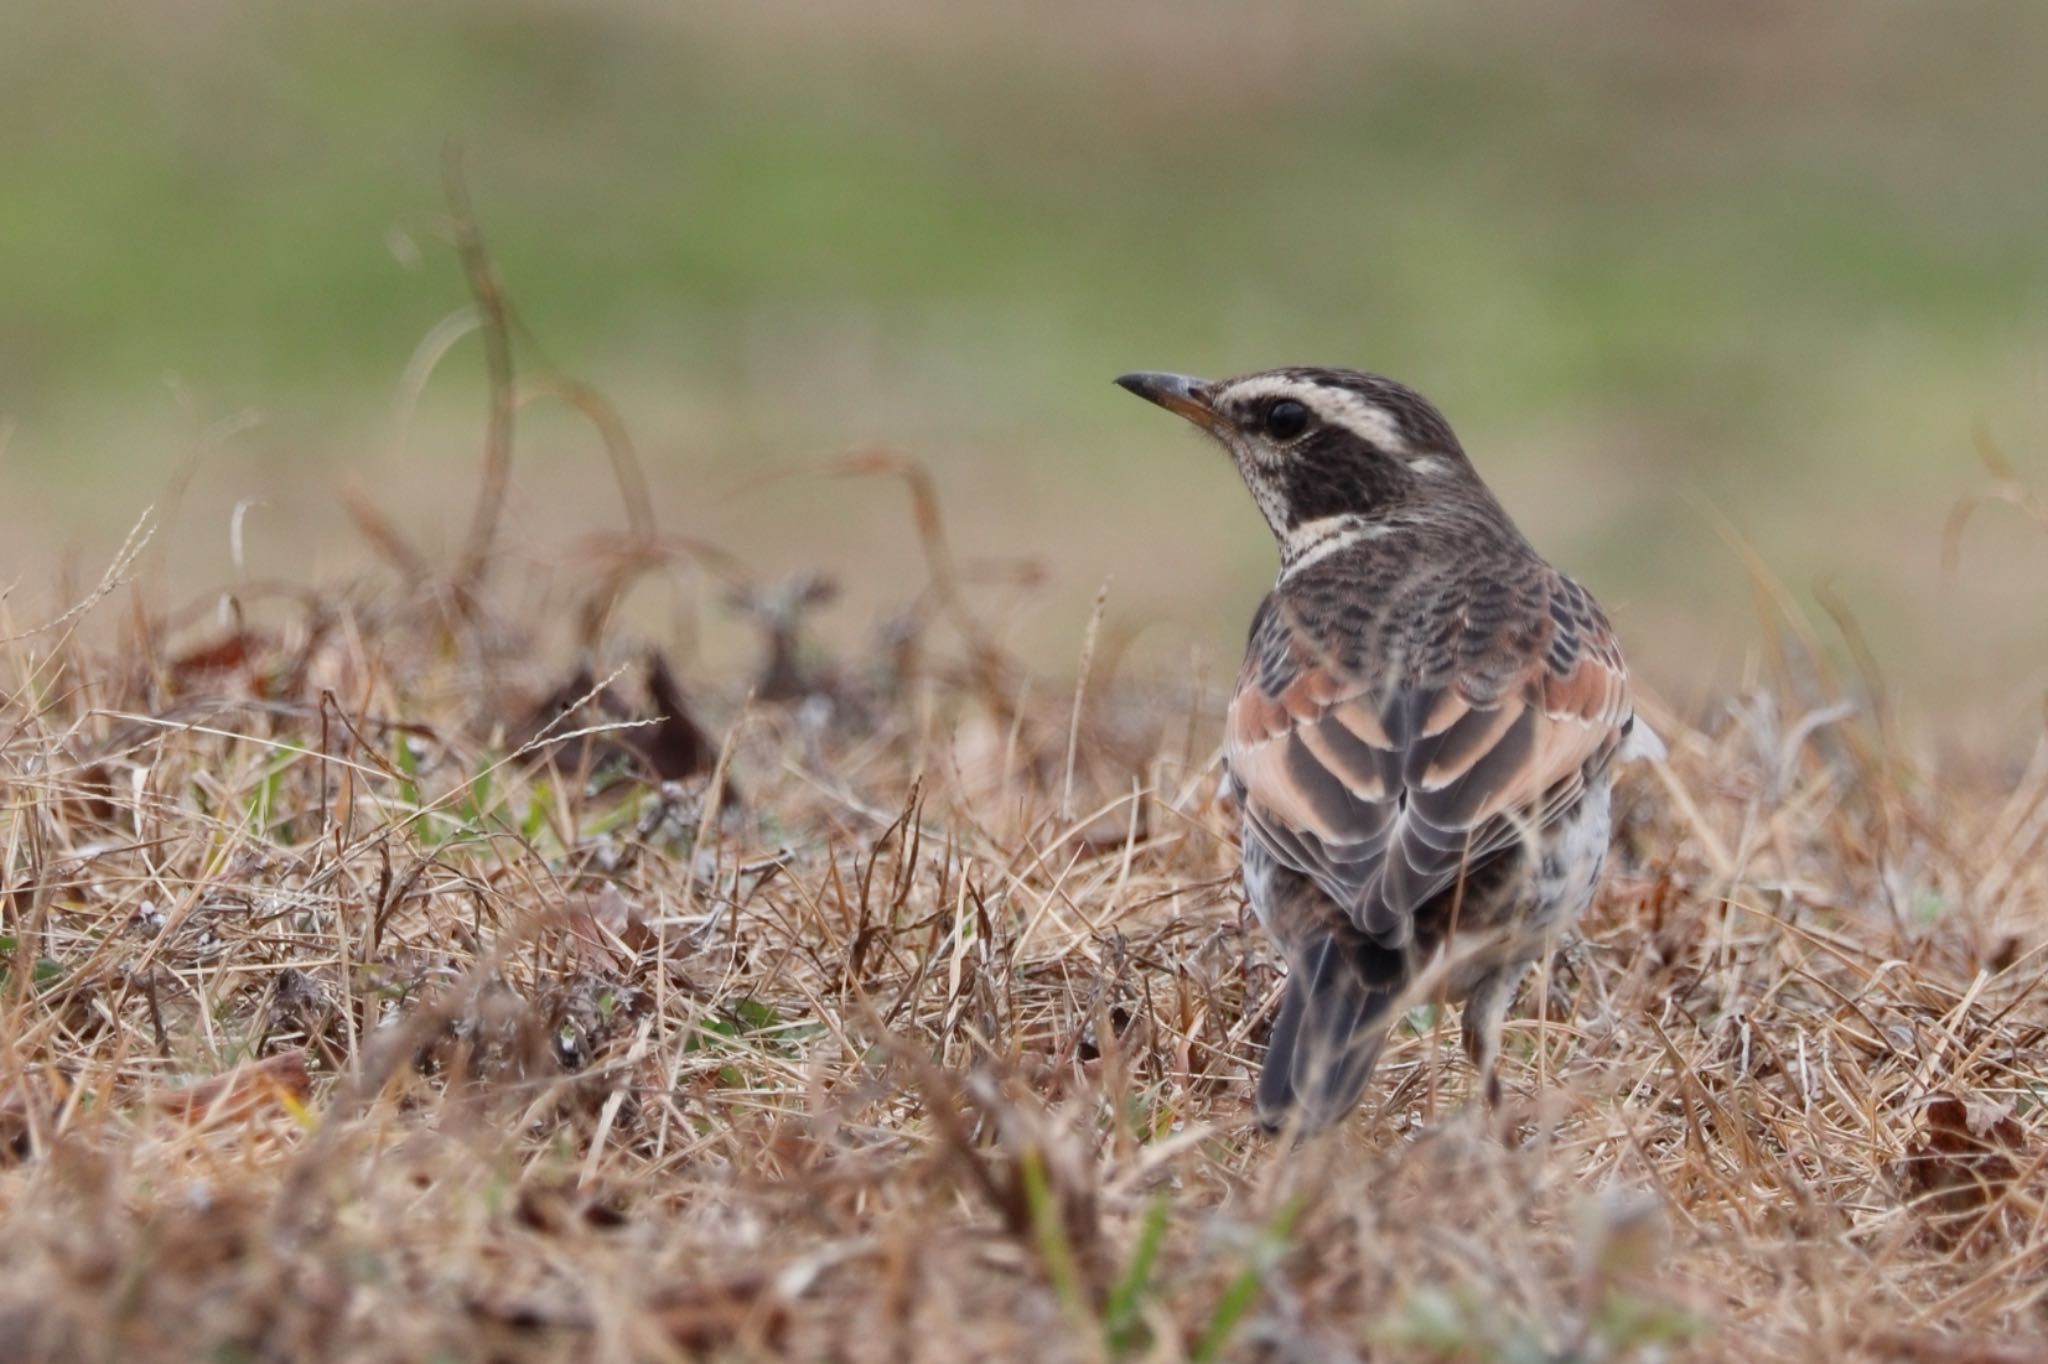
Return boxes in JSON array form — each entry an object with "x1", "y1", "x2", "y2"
[{"x1": 4, "y1": 1, "x2": 2045, "y2": 719}]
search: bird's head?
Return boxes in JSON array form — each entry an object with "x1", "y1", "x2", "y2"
[{"x1": 1115, "y1": 366, "x2": 1482, "y2": 557}]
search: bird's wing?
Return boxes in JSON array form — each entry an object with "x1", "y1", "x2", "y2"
[{"x1": 1227, "y1": 574, "x2": 1633, "y2": 945}]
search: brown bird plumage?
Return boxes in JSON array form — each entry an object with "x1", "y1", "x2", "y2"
[{"x1": 1116, "y1": 366, "x2": 1658, "y2": 1133}]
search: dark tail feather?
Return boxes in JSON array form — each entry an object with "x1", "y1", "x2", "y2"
[{"x1": 1256, "y1": 936, "x2": 1395, "y2": 1135}]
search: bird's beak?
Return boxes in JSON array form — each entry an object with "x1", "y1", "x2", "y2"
[{"x1": 1115, "y1": 371, "x2": 1225, "y2": 435}]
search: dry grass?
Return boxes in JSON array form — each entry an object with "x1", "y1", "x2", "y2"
[
  {"x1": 2, "y1": 482, "x2": 2045, "y2": 1364},
  {"x1": 4, "y1": 221, "x2": 2047, "y2": 1359}
]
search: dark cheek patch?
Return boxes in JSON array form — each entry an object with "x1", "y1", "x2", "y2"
[{"x1": 1281, "y1": 432, "x2": 1406, "y2": 526}]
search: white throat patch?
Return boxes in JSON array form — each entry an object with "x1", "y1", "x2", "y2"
[{"x1": 1280, "y1": 514, "x2": 1387, "y2": 580}]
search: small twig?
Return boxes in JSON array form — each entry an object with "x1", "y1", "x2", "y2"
[
  {"x1": 514, "y1": 375, "x2": 657, "y2": 545},
  {"x1": 825, "y1": 446, "x2": 1012, "y2": 716},
  {"x1": 445, "y1": 144, "x2": 518, "y2": 597},
  {"x1": 0, "y1": 506, "x2": 155, "y2": 648},
  {"x1": 1060, "y1": 576, "x2": 1111, "y2": 822}
]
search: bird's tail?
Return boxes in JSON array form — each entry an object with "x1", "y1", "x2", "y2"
[{"x1": 1256, "y1": 935, "x2": 1398, "y2": 1135}]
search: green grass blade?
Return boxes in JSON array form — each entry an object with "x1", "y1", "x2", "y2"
[
  {"x1": 1103, "y1": 1193, "x2": 1170, "y2": 1356},
  {"x1": 1019, "y1": 1148, "x2": 1095, "y2": 1337},
  {"x1": 1193, "y1": 1194, "x2": 1306, "y2": 1363}
]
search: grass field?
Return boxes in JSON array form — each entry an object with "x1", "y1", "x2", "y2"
[
  {"x1": 2, "y1": 436, "x2": 2046, "y2": 1360},
  {"x1": 4, "y1": 4, "x2": 2048, "y2": 1360}
]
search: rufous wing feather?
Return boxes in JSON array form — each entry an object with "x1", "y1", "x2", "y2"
[{"x1": 1228, "y1": 574, "x2": 1633, "y2": 945}]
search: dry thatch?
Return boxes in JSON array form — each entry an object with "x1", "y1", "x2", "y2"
[
  {"x1": 2, "y1": 493, "x2": 2044, "y2": 1364},
  {"x1": 5, "y1": 199, "x2": 2046, "y2": 1356}
]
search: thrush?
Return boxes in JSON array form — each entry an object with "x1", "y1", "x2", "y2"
[{"x1": 1116, "y1": 366, "x2": 1660, "y2": 1133}]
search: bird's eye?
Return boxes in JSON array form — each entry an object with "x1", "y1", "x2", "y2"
[{"x1": 1262, "y1": 399, "x2": 1311, "y2": 441}]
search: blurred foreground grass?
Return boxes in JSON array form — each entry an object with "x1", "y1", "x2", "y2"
[{"x1": 2, "y1": 0, "x2": 2046, "y2": 713}]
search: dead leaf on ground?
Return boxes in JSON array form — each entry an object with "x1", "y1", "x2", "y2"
[
  {"x1": 652, "y1": 1271, "x2": 788, "y2": 1354},
  {"x1": 559, "y1": 884, "x2": 657, "y2": 970},
  {"x1": 151, "y1": 1052, "x2": 311, "y2": 1127},
  {"x1": 640, "y1": 650, "x2": 721, "y2": 784},
  {"x1": 1904, "y1": 1093, "x2": 2031, "y2": 1248}
]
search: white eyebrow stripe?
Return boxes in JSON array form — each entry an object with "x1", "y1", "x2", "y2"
[
  {"x1": 1406, "y1": 454, "x2": 1453, "y2": 477},
  {"x1": 1218, "y1": 376, "x2": 1410, "y2": 454}
]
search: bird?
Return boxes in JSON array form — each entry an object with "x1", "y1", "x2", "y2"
[{"x1": 1115, "y1": 366, "x2": 1660, "y2": 1134}]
